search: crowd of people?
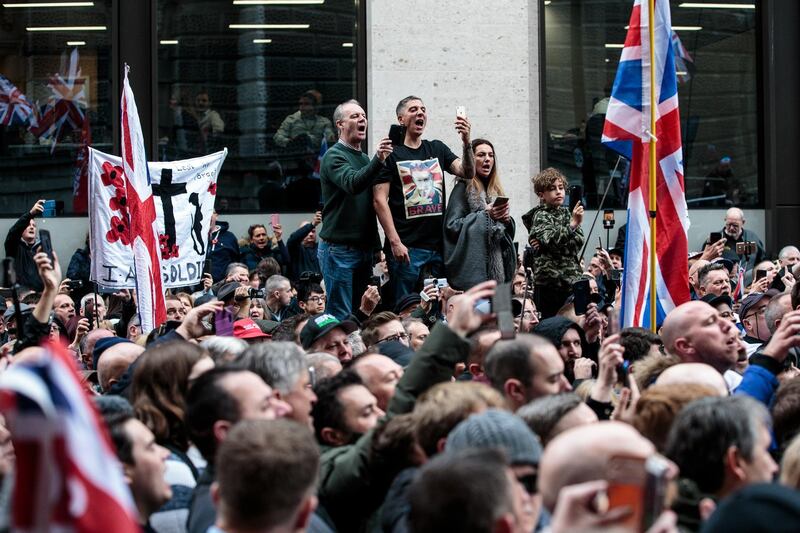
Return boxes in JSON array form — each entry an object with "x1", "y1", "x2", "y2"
[{"x1": 0, "y1": 95, "x2": 800, "y2": 532}]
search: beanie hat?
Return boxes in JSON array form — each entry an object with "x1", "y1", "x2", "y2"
[
  {"x1": 701, "y1": 483, "x2": 800, "y2": 533},
  {"x1": 445, "y1": 408, "x2": 542, "y2": 466}
]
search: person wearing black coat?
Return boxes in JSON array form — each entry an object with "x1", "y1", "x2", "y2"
[{"x1": 4, "y1": 200, "x2": 45, "y2": 292}]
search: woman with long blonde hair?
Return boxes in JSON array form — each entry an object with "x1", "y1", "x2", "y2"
[{"x1": 444, "y1": 138, "x2": 516, "y2": 289}]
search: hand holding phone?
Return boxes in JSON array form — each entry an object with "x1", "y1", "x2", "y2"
[
  {"x1": 38, "y1": 229, "x2": 54, "y2": 262},
  {"x1": 389, "y1": 124, "x2": 406, "y2": 146},
  {"x1": 573, "y1": 279, "x2": 591, "y2": 315},
  {"x1": 456, "y1": 106, "x2": 466, "y2": 118},
  {"x1": 270, "y1": 214, "x2": 280, "y2": 228},
  {"x1": 493, "y1": 196, "x2": 509, "y2": 207}
]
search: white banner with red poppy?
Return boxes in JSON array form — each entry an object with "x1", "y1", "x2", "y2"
[{"x1": 88, "y1": 147, "x2": 227, "y2": 290}]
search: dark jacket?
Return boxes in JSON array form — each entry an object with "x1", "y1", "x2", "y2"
[
  {"x1": 287, "y1": 223, "x2": 320, "y2": 281},
  {"x1": 316, "y1": 322, "x2": 471, "y2": 533},
  {"x1": 208, "y1": 222, "x2": 240, "y2": 282},
  {"x1": 240, "y1": 240, "x2": 289, "y2": 272},
  {"x1": 533, "y1": 316, "x2": 593, "y2": 382},
  {"x1": 444, "y1": 180, "x2": 516, "y2": 290},
  {"x1": 4, "y1": 212, "x2": 42, "y2": 291},
  {"x1": 186, "y1": 464, "x2": 214, "y2": 533},
  {"x1": 720, "y1": 227, "x2": 765, "y2": 274},
  {"x1": 66, "y1": 246, "x2": 92, "y2": 300},
  {"x1": 734, "y1": 353, "x2": 782, "y2": 406}
]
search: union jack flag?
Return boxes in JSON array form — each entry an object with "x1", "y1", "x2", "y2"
[
  {"x1": 0, "y1": 74, "x2": 37, "y2": 127},
  {"x1": 29, "y1": 48, "x2": 87, "y2": 152},
  {"x1": 602, "y1": 0, "x2": 690, "y2": 329},
  {"x1": 671, "y1": 31, "x2": 694, "y2": 84},
  {"x1": 0, "y1": 342, "x2": 140, "y2": 532}
]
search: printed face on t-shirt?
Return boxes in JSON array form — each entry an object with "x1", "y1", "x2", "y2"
[{"x1": 398, "y1": 158, "x2": 443, "y2": 219}]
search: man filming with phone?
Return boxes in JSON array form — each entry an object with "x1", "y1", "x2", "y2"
[
  {"x1": 3, "y1": 199, "x2": 47, "y2": 291},
  {"x1": 318, "y1": 99, "x2": 392, "y2": 321},
  {"x1": 719, "y1": 207, "x2": 765, "y2": 273},
  {"x1": 373, "y1": 96, "x2": 474, "y2": 306}
]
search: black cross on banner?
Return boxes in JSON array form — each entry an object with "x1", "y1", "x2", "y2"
[{"x1": 152, "y1": 168, "x2": 187, "y2": 249}]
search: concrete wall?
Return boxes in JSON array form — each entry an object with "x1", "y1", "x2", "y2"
[{"x1": 366, "y1": 0, "x2": 540, "y2": 236}]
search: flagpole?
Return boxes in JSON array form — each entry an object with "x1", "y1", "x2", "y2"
[{"x1": 648, "y1": 0, "x2": 658, "y2": 332}]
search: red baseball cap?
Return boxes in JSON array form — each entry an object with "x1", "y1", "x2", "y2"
[{"x1": 233, "y1": 318, "x2": 270, "y2": 339}]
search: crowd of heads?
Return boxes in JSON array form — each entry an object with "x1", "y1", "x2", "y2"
[{"x1": 1, "y1": 96, "x2": 800, "y2": 533}]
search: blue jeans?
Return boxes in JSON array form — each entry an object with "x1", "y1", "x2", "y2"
[
  {"x1": 318, "y1": 240, "x2": 373, "y2": 321},
  {"x1": 387, "y1": 247, "x2": 444, "y2": 306}
]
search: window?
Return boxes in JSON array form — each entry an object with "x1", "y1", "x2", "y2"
[
  {"x1": 543, "y1": 0, "x2": 759, "y2": 209},
  {"x1": 157, "y1": 0, "x2": 360, "y2": 213},
  {"x1": 0, "y1": 0, "x2": 112, "y2": 216}
]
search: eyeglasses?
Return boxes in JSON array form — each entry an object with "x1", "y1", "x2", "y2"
[
  {"x1": 306, "y1": 295, "x2": 326, "y2": 303},
  {"x1": 521, "y1": 310, "x2": 542, "y2": 320},
  {"x1": 377, "y1": 332, "x2": 409, "y2": 344},
  {"x1": 745, "y1": 307, "x2": 767, "y2": 320}
]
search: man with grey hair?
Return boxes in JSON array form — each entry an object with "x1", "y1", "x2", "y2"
[
  {"x1": 666, "y1": 396, "x2": 777, "y2": 507},
  {"x1": 318, "y1": 99, "x2": 393, "y2": 321},
  {"x1": 720, "y1": 207, "x2": 765, "y2": 272},
  {"x1": 264, "y1": 274, "x2": 298, "y2": 321},
  {"x1": 305, "y1": 352, "x2": 342, "y2": 380},
  {"x1": 233, "y1": 341, "x2": 317, "y2": 428},
  {"x1": 778, "y1": 245, "x2": 800, "y2": 270}
]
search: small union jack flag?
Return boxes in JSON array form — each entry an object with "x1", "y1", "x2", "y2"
[
  {"x1": 29, "y1": 48, "x2": 87, "y2": 152},
  {"x1": 0, "y1": 74, "x2": 37, "y2": 127}
]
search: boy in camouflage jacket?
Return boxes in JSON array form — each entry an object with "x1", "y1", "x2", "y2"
[{"x1": 521, "y1": 168, "x2": 584, "y2": 318}]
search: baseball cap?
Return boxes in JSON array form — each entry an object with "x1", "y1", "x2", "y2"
[
  {"x1": 233, "y1": 318, "x2": 270, "y2": 339},
  {"x1": 738, "y1": 291, "x2": 775, "y2": 321},
  {"x1": 93, "y1": 337, "x2": 131, "y2": 370},
  {"x1": 216, "y1": 282, "x2": 241, "y2": 303},
  {"x1": 3, "y1": 303, "x2": 31, "y2": 322},
  {"x1": 700, "y1": 293, "x2": 733, "y2": 309},
  {"x1": 394, "y1": 293, "x2": 422, "y2": 315},
  {"x1": 300, "y1": 313, "x2": 357, "y2": 350}
]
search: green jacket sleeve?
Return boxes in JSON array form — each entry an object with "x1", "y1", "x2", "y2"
[
  {"x1": 317, "y1": 322, "x2": 470, "y2": 531},
  {"x1": 529, "y1": 208, "x2": 583, "y2": 252},
  {"x1": 324, "y1": 150, "x2": 384, "y2": 195}
]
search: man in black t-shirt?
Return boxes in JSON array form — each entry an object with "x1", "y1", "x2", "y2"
[{"x1": 373, "y1": 96, "x2": 474, "y2": 305}]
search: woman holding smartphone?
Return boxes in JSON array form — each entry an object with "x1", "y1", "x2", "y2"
[{"x1": 444, "y1": 138, "x2": 516, "y2": 289}]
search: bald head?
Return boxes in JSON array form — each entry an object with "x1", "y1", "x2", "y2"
[
  {"x1": 97, "y1": 343, "x2": 144, "y2": 392},
  {"x1": 351, "y1": 354, "x2": 403, "y2": 411},
  {"x1": 725, "y1": 207, "x2": 744, "y2": 223},
  {"x1": 539, "y1": 421, "x2": 655, "y2": 511},
  {"x1": 655, "y1": 363, "x2": 728, "y2": 396},
  {"x1": 661, "y1": 301, "x2": 708, "y2": 354}
]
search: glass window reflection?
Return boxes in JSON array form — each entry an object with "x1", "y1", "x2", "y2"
[
  {"x1": 543, "y1": 0, "x2": 759, "y2": 209},
  {"x1": 0, "y1": 1, "x2": 112, "y2": 215},
  {"x1": 157, "y1": 0, "x2": 359, "y2": 213}
]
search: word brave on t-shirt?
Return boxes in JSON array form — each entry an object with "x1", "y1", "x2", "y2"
[{"x1": 407, "y1": 202, "x2": 442, "y2": 217}]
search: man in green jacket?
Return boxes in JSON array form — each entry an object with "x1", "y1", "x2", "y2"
[
  {"x1": 318, "y1": 99, "x2": 392, "y2": 320},
  {"x1": 314, "y1": 280, "x2": 497, "y2": 532}
]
